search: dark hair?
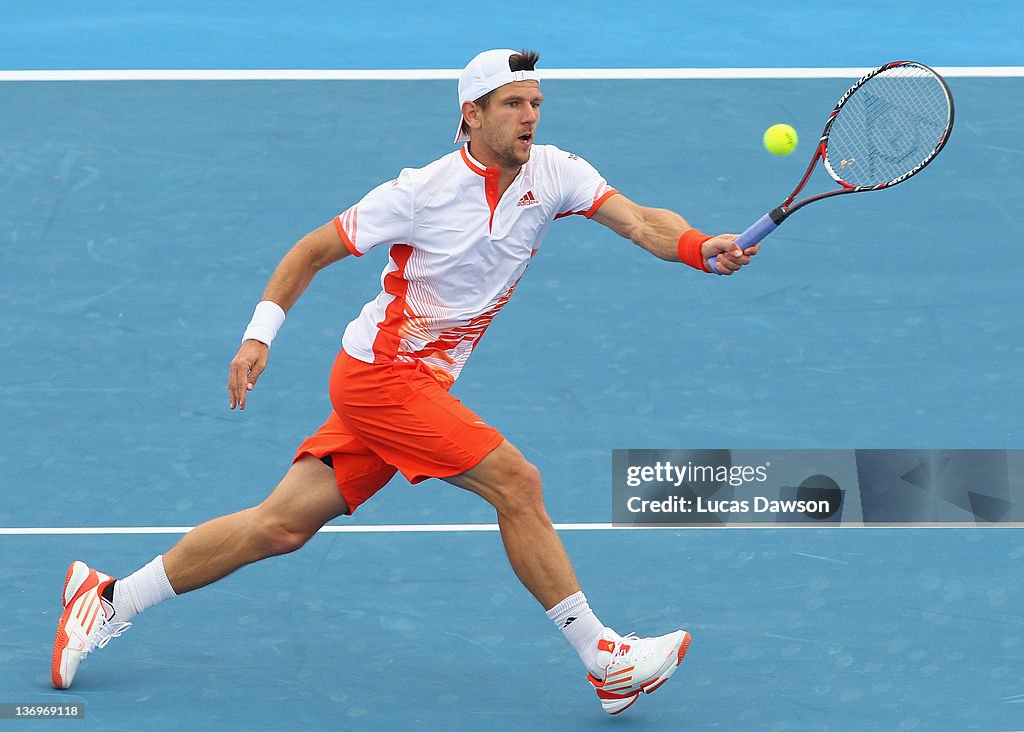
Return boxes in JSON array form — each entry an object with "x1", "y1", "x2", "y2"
[
  {"x1": 508, "y1": 49, "x2": 540, "y2": 75},
  {"x1": 460, "y1": 49, "x2": 540, "y2": 137}
]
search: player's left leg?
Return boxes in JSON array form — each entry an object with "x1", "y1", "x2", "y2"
[
  {"x1": 443, "y1": 439, "x2": 577, "y2": 609},
  {"x1": 447, "y1": 440, "x2": 691, "y2": 714}
]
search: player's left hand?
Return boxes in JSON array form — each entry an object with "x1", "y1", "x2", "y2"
[
  {"x1": 703, "y1": 234, "x2": 759, "y2": 275},
  {"x1": 228, "y1": 339, "x2": 270, "y2": 410}
]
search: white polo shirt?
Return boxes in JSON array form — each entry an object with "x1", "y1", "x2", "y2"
[{"x1": 335, "y1": 144, "x2": 617, "y2": 386}]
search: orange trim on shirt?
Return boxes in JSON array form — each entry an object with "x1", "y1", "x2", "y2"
[
  {"x1": 404, "y1": 269, "x2": 527, "y2": 366},
  {"x1": 584, "y1": 188, "x2": 619, "y2": 218},
  {"x1": 460, "y1": 146, "x2": 501, "y2": 232},
  {"x1": 554, "y1": 189, "x2": 620, "y2": 220},
  {"x1": 484, "y1": 168, "x2": 500, "y2": 232},
  {"x1": 460, "y1": 146, "x2": 486, "y2": 177},
  {"x1": 371, "y1": 244, "x2": 414, "y2": 361},
  {"x1": 334, "y1": 212, "x2": 361, "y2": 257}
]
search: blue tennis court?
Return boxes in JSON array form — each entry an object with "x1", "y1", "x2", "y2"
[{"x1": 2, "y1": 2, "x2": 1023, "y2": 730}]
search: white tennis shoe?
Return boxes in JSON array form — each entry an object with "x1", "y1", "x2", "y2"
[
  {"x1": 51, "y1": 561, "x2": 131, "y2": 689},
  {"x1": 587, "y1": 627, "x2": 691, "y2": 714}
]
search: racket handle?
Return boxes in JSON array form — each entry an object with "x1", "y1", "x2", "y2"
[{"x1": 706, "y1": 212, "x2": 779, "y2": 275}]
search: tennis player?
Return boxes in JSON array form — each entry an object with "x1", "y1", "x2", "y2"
[{"x1": 52, "y1": 49, "x2": 758, "y2": 715}]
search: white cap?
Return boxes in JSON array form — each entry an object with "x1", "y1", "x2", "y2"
[{"x1": 453, "y1": 49, "x2": 541, "y2": 143}]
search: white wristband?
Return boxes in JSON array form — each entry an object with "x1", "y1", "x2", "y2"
[{"x1": 241, "y1": 300, "x2": 286, "y2": 348}]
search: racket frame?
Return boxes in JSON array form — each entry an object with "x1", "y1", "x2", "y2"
[
  {"x1": 779, "y1": 60, "x2": 955, "y2": 223},
  {"x1": 708, "y1": 60, "x2": 955, "y2": 271}
]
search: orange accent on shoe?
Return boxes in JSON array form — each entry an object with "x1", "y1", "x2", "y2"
[
  {"x1": 61, "y1": 564, "x2": 75, "y2": 606},
  {"x1": 51, "y1": 625, "x2": 69, "y2": 689},
  {"x1": 606, "y1": 665, "x2": 635, "y2": 679},
  {"x1": 597, "y1": 639, "x2": 615, "y2": 653},
  {"x1": 595, "y1": 686, "x2": 639, "y2": 700},
  {"x1": 82, "y1": 599, "x2": 101, "y2": 636},
  {"x1": 678, "y1": 632, "x2": 691, "y2": 662}
]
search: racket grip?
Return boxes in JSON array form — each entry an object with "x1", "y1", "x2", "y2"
[{"x1": 706, "y1": 213, "x2": 779, "y2": 275}]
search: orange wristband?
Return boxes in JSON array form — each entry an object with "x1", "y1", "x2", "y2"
[{"x1": 677, "y1": 229, "x2": 713, "y2": 272}]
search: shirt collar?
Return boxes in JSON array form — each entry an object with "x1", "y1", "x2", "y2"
[{"x1": 460, "y1": 145, "x2": 489, "y2": 176}]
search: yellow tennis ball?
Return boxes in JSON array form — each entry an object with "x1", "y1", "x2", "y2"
[{"x1": 763, "y1": 123, "x2": 798, "y2": 156}]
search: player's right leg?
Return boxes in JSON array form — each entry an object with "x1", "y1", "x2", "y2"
[
  {"x1": 162, "y1": 454, "x2": 349, "y2": 593},
  {"x1": 52, "y1": 455, "x2": 349, "y2": 689}
]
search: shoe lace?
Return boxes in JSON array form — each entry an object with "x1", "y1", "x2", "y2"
[
  {"x1": 615, "y1": 633, "x2": 656, "y2": 663},
  {"x1": 82, "y1": 619, "x2": 132, "y2": 659}
]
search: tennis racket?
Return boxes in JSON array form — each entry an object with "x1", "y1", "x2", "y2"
[{"x1": 709, "y1": 60, "x2": 954, "y2": 274}]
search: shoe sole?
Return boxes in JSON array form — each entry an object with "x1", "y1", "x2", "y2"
[
  {"x1": 607, "y1": 692, "x2": 640, "y2": 715},
  {"x1": 603, "y1": 631, "x2": 691, "y2": 715},
  {"x1": 51, "y1": 621, "x2": 71, "y2": 690}
]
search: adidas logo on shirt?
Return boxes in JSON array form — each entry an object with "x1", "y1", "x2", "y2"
[{"x1": 516, "y1": 190, "x2": 539, "y2": 207}]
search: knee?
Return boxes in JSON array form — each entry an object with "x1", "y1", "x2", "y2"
[
  {"x1": 250, "y1": 506, "x2": 315, "y2": 557},
  {"x1": 493, "y1": 459, "x2": 546, "y2": 516}
]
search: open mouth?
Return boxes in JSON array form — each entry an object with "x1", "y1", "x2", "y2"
[{"x1": 518, "y1": 132, "x2": 533, "y2": 144}]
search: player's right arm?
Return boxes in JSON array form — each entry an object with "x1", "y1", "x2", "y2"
[
  {"x1": 590, "y1": 193, "x2": 756, "y2": 273},
  {"x1": 228, "y1": 221, "x2": 352, "y2": 410}
]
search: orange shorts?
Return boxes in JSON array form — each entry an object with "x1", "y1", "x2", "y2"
[{"x1": 293, "y1": 350, "x2": 504, "y2": 514}]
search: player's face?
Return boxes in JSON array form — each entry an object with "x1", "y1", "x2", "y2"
[{"x1": 475, "y1": 81, "x2": 543, "y2": 167}]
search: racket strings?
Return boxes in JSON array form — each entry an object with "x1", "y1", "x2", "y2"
[{"x1": 826, "y1": 64, "x2": 951, "y2": 188}]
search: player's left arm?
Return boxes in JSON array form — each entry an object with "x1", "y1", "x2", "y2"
[
  {"x1": 228, "y1": 221, "x2": 351, "y2": 410},
  {"x1": 590, "y1": 193, "x2": 759, "y2": 274}
]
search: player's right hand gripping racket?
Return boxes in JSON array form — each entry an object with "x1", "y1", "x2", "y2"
[{"x1": 709, "y1": 61, "x2": 955, "y2": 274}]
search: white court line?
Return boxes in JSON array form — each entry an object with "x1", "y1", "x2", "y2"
[
  {"x1": 0, "y1": 522, "x2": 1018, "y2": 535},
  {"x1": 0, "y1": 523, "x2": 617, "y2": 535},
  {"x1": 0, "y1": 67, "x2": 1020, "y2": 82}
]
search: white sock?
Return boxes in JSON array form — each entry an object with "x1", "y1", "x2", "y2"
[
  {"x1": 546, "y1": 591, "x2": 610, "y2": 678},
  {"x1": 110, "y1": 555, "x2": 177, "y2": 622}
]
